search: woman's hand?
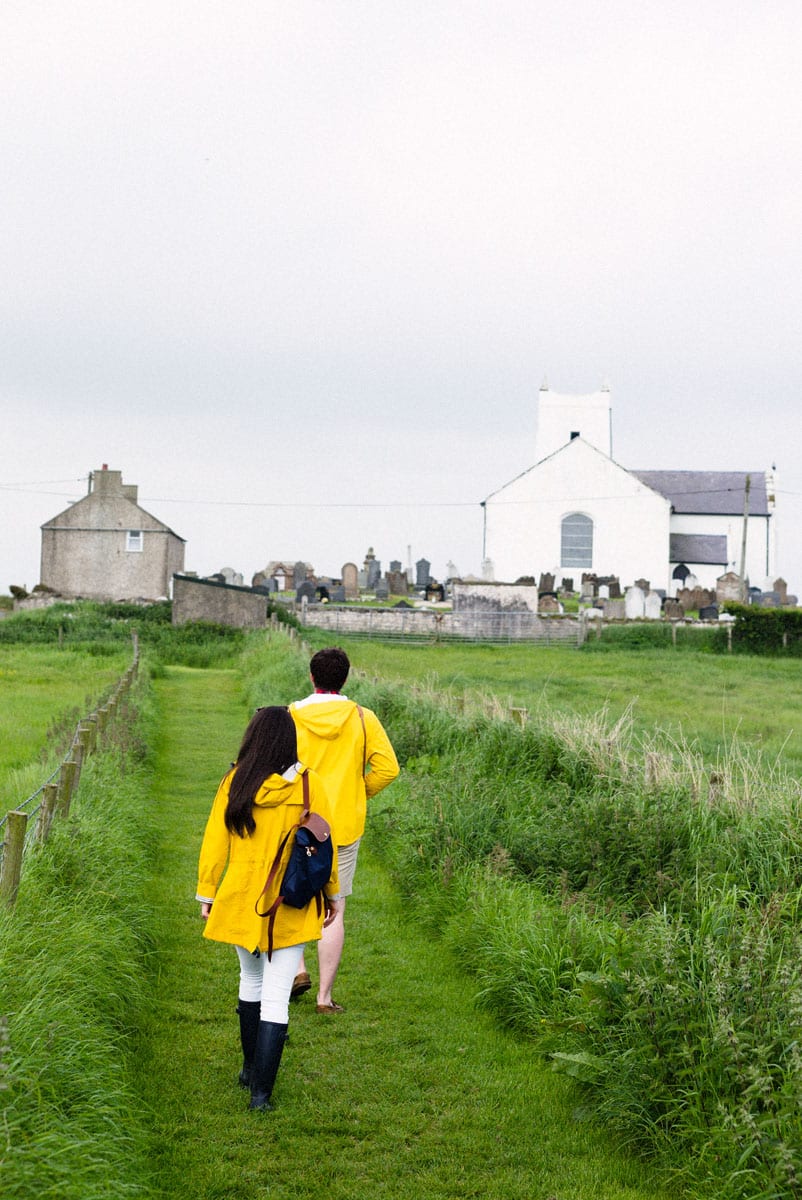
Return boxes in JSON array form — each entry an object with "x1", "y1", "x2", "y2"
[{"x1": 200, "y1": 901, "x2": 213, "y2": 920}]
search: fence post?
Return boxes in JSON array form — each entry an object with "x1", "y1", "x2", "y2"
[
  {"x1": 0, "y1": 811, "x2": 28, "y2": 906},
  {"x1": 36, "y1": 783, "x2": 58, "y2": 841},
  {"x1": 57, "y1": 760, "x2": 78, "y2": 819}
]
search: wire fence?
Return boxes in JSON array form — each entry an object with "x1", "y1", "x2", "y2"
[{"x1": 0, "y1": 633, "x2": 140, "y2": 907}]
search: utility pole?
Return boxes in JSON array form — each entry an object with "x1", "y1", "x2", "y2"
[{"x1": 739, "y1": 473, "x2": 751, "y2": 602}]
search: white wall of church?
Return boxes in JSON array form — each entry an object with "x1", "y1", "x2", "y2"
[
  {"x1": 535, "y1": 386, "x2": 612, "y2": 460},
  {"x1": 670, "y1": 513, "x2": 774, "y2": 588},
  {"x1": 484, "y1": 439, "x2": 672, "y2": 590}
]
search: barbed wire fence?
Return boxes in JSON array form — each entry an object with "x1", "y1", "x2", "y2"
[{"x1": 0, "y1": 633, "x2": 140, "y2": 907}]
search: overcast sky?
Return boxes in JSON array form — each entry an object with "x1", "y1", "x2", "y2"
[{"x1": 3, "y1": 1, "x2": 801, "y2": 591}]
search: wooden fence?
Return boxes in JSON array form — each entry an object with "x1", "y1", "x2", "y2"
[{"x1": 0, "y1": 634, "x2": 140, "y2": 907}]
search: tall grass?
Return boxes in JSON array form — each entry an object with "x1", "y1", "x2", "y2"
[
  {"x1": 242, "y1": 632, "x2": 802, "y2": 1198},
  {"x1": 0, "y1": 688, "x2": 158, "y2": 1199}
]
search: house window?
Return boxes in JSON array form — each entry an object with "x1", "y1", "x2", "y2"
[
  {"x1": 126, "y1": 530, "x2": 143, "y2": 552},
  {"x1": 561, "y1": 513, "x2": 593, "y2": 569}
]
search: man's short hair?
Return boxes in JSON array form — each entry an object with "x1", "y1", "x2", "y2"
[{"x1": 310, "y1": 647, "x2": 350, "y2": 691}]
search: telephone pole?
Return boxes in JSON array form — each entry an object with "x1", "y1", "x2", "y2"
[{"x1": 739, "y1": 474, "x2": 751, "y2": 602}]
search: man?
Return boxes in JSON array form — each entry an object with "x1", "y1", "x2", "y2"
[{"x1": 289, "y1": 646, "x2": 399, "y2": 1013}]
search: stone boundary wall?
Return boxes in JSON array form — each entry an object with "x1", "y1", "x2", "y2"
[
  {"x1": 172, "y1": 574, "x2": 268, "y2": 629},
  {"x1": 298, "y1": 604, "x2": 580, "y2": 642}
]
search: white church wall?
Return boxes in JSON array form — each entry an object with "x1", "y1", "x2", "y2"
[
  {"x1": 670, "y1": 513, "x2": 774, "y2": 586},
  {"x1": 535, "y1": 385, "x2": 612, "y2": 460},
  {"x1": 484, "y1": 439, "x2": 671, "y2": 591}
]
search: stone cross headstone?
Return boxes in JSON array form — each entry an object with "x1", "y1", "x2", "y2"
[
  {"x1": 625, "y1": 585, "x2": 646, "y2": 619},
  {"x1": 342, "y1": 562, "x2": 359, "y2": 600}
]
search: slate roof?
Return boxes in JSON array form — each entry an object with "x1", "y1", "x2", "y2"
[
  {"x1": 631, "y1": 471, "x2": 769, "y2": 516},
  {"x1": 669, "y1": 534, "x2": 728, "y2": 565}
]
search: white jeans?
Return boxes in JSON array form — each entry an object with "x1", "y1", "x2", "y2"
[{"x1": 235, "y1": 943, "x2": 305, "y2": 1023}]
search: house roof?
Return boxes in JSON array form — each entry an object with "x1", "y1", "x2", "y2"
[
  {"x1": 631, "y1": 471, "x2": 770, "y2": 516},
  {"x1": 669, "y1": 533, "x2": 728, "y2": 565}
]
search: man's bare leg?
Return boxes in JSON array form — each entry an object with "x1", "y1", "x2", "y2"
[{"x1": 316, "y1": 899, "x2": 346, "y2": 1008}]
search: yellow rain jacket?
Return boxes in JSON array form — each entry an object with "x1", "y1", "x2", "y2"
[
  {"x1": 289, "y1": 696, "x2": 399, "y2": 845},
  {"x1": 196, "y1": 764, "x2": 339, "y2": 954}
]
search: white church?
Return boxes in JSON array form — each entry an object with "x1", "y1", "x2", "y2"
[{"x1": 482, "y1": 384, "x2": 776, "y2": 595}]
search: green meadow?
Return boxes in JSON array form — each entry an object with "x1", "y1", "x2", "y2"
[
  {"x1": 327, "y1": 637, "x2": 802, "y2": 775},
  {"x1": 3, "y1": 612, "x2": 802, "y2": 1199}
]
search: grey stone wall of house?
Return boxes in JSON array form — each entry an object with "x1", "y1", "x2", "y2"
[
  {"x1": 40, "y1": 467, "x2": 185, "y2": 601},
  {"x1": 451, "y1": 581, "x2": 539, "y2": 613},
  {"x1": 297, "y1": 604, "x2": 579, "y2": 642},
  {"x1": 172, "y1": 575, "x2": 268, "y2": 628}
]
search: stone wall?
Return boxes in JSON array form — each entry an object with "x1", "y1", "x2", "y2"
[
  {"x1": 172, "y1": 574, "x2": 268, "y2": 628},
  {"x1": 297, "y1": 604, "x2": 580, "y2": 642}
]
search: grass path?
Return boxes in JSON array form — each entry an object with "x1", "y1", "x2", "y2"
[{"x1": 137, "y1": 666, "x2": 680, "y2": 1200}]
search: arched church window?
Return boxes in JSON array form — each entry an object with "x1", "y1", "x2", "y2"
[
  {"x1": 561, "y1": 513, "x2": 593, "y2": 569},
  {"x1": 673, "y1": 563, "x2": 690, "y2": 583}
]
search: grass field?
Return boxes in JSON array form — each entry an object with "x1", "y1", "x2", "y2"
[
  {"x1": 0, "y1": 643, "x2": 131, "y2": 802},
  {"x1": 325, "y1": 637, "x2": 802, "y2": 775}
]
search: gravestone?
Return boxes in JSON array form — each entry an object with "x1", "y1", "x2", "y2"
[
  {"x1": 560, "y1": 577, "x2": 574, "y2": 593},
  {"x1": 296, "y1": 579, "x2": 316, "y2": 603},
  {"x1": 773, "y1": 577, "x2": 788, "y2": 604},
  {"x1": 685, "y1": 573, "x2": 699, "y2": 590},
  {"x1": 608, "y1": 577, "x2": 622, "y2": 599},
  {"x1": 375, "y1": 578, "x2": 389, "y2": 600},
  {"x1": 538, "y1": 572, "x2": 555, "y2": 594},
  {"x1": 634, "y1": 578, "x2": 650, "y2": 594},
  {"x1": 389, "y1": 560, "x2": 402, "y2": 573},
  {"x1": 537, "y1": 594, "x2": 560, "y2": 614},
  {"x1": 689, "y1": 586, "x2": 714, "y2": 611},
  {"x1": 363, "y1": 547, "x2": 381, "y2": 589},
  {"x1": 368, "y1": 560, "x2": 382, "y2": 589},
  {"x1": 698, "y1": 604, "x2": 719, "y2": 621},
  {"x1": 416, "y1": 559, "x2": 431, "y2": 588},
  {"x1": 644, "y1": 591, "x2": 662, "y2": 620},
  {"x1": 625, "y1": 585, "x2": 646, "y2": 619},
  {"x1": 426, "y1": 582, "x2": 445, "y2": 602},
  {"x1": 330, "y1": 586, "x2": 346, "y2": 602},
  {"x1": 677, "y1": 588, "x2": 693, "y2": 612},
  {"x1": 598, "y1": 584, "x2": 610, "y2": 601},
  {"x1": 387, "y1": 570, "x2": 408, "y2": 595},
  {"x1": 342, "y1": 562, "x2": 359, "y2": 600},
  {"x1": 604, "y1": 598, "x2": 626, "y2": 620},
  {"x1": 760, "y1": 593, "x2": 780, "y2": 608},
  {"x1": 664, "y1": 599, "x2": 684, "y2": 620},
  {"x1": 293, "y1": 561, "x2": 307, "y2": 588}
]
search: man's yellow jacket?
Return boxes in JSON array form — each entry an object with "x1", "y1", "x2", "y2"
[{"x1": 290, "y1": 697, "x2": 399, "y2": 845}]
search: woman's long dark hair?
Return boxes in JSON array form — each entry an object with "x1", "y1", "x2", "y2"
[{"x1": 225, "y1": 706, "x2": 297, "y2": 838}]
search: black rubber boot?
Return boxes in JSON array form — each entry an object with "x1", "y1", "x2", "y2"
[
  {"x1": 236, "y1": 1000, "x2": 262, "y2": 1089},
  {"x1": 249, "y1": 1020, "x2": 288, "y2": 1111}
]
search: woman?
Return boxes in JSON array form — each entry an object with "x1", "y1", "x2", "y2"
[{"x1": 196, "y1": 706, "x2": 341, "y2": 1111}]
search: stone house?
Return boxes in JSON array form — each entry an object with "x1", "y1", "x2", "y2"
[
  {"x1": 40, "y1": 466, "x2": 185, "y2": 600},
  {"x1": 483, "y1": 385, "x2": 776, "y2": 593}
]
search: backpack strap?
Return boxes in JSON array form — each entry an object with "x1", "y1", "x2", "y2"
[
  {"x1": 355, "y1": 704, "x2": 367, "y2": 778},
  {"x1": 255, "y1": 770, "x2": 310, "y2": 960}
]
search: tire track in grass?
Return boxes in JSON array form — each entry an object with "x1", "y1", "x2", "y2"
[{"x1": 137, "y1": 666, "x2": 681, "y2": 1200}]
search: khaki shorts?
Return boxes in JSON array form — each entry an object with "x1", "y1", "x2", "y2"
[{"x1": 335, "y1": 838, "x2": 361, "y2": 898}]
